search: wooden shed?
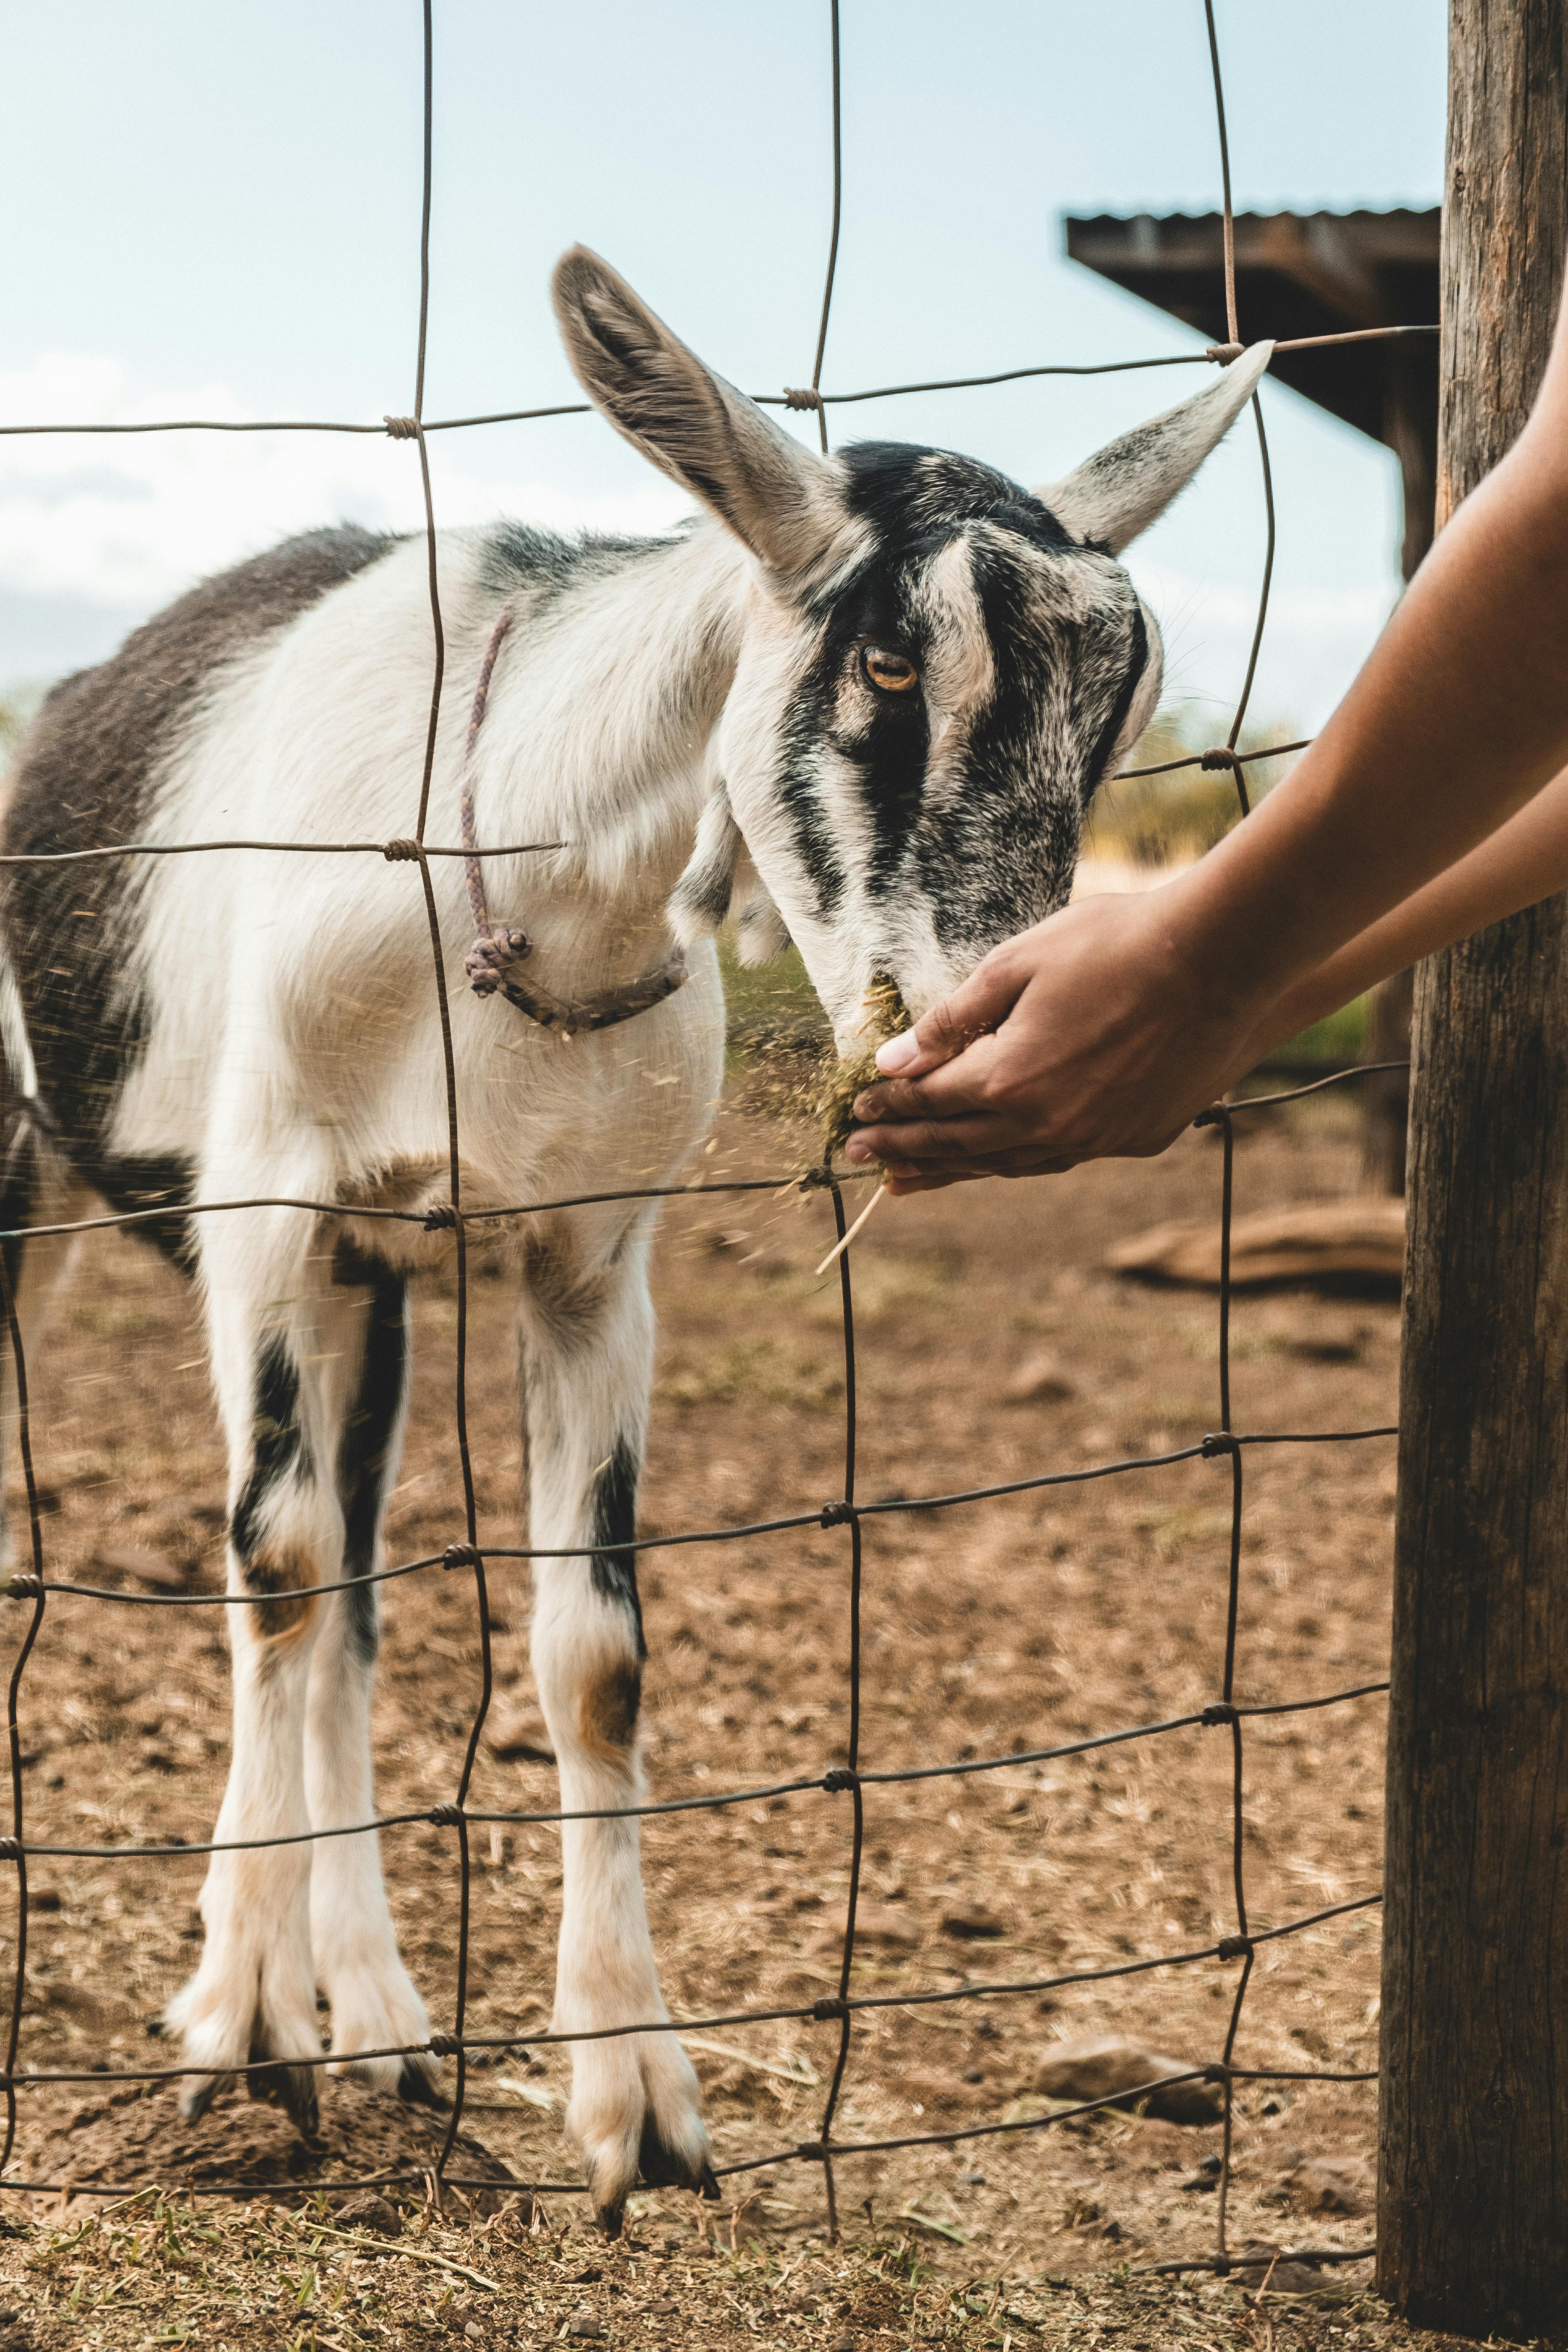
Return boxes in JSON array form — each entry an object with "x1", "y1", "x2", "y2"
[{"x1": 1064, "y1": 208, "x2": 1439, "y2": 579}]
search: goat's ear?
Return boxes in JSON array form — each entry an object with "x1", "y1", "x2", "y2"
[
  {"x1": 1037, "y1": 341, "x2": 1274, "y2": 554},
  {"x1": 670, "y1": 788, "x2": 742, "y2": 946},
  {"x1": 733, "y1": 878, "x2": 792, "y2": 965},
  {"x1": 553, "y1": 245, "x2": 844, "y2": 574},
  {"x1": 669, "y1": 786, "x2": 793, "y2": 963}
]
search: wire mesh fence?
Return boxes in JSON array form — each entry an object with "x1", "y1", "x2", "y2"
[{"x1": 0, "y1": 0, "x2": 1418, "y2": 2276}]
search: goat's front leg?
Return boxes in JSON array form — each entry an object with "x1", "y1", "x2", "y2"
[
  {"x1": 166, "y1": 1197, "x2": 340, "y2": 2133},
  {"x1": 523, "y1": 1228, "x2": 715, "y2": 2232}
]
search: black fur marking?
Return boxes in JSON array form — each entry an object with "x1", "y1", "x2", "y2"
[
  {"x1": 838, "y1": 442, "x2": 1075, "y2": 563},
  {"x1": 590, "y1": 1435, "x2": 645, "y2": 1656},
  {"x1": 1083, "y1": 601, "x2": 1149, "y2": 802},
  {"x1": 230, "y1": 1337, "x2": 309, "y2": 1567},
  {"x1": 911, "y1": 527, "x2": 1139, "y2": 952},
  {"x1": 478, "y1": 519, "x2": 679, "y2": 601},
  {"x1": 90, "y1": 1155, "x2": 196, "y2": 1269},
  {"x1": 637, "y1": 2110, "x2": 715, "y2": 2192},
  {"x1": 333, "y1": 1241, "x2": 408, "y2": 1667},
  {"x1": 0, "y1": 1119, "x2": 36, "y2": 1320},
  {"x1": 2, "y1": 527, "x2": 396, "y2": 1209}
]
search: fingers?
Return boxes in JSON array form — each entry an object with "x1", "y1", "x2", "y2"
[
  {"x1": 878, "y1": 1149, "x2": 1079, "y2": 1193},
  {"x1": 872, "y1": 944, "x2": 1031, "y2": 1081},
  {"x1": 845, "y1": 1116, "x2": 1000, "y2": 1166},
  {"x1": 854, "y1": 1031, "x2": 1005, "y2": 1126}
]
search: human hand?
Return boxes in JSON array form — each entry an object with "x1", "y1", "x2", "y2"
[{"x1": 845, "y1": 888, "x2": 1264, "y2": 1192}]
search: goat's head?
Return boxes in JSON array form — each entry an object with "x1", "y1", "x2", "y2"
[{"x1": 553, "y1": 246, "x2": 1271, "y2": 1050}]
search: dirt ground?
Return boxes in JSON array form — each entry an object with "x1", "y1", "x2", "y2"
[{"x1": 0, "y1": 1074, "x2": 1496, "y2": 2349}]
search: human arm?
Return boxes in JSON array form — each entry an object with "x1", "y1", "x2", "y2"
[
  {"x1": 847, "y1": 306, "x2": 1568, "y2": 1188},
  {"x1": 1240, "y1": 761, "x2": 1568, "y2": 1058}
]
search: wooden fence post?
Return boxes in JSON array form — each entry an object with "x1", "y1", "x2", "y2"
[{"x1": 1378, "y1": 0, "x2": 1568, "y2": 2330}]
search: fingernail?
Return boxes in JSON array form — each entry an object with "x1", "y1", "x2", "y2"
[
  {"x1": 876, "y1": 1032, "x2": 917, "y2": 1073},
  {"x1": 844, "y1": 1136, "x2": 870, "y2": 1163}
]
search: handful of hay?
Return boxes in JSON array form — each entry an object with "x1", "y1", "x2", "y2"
[{"x1": 819, "y1": 971, "x2": 911, "y2": 1163}]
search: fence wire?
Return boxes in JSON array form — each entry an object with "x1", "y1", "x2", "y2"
[{"x1": 0, "y1": 0, "x2": 1409, "y2": 2278}]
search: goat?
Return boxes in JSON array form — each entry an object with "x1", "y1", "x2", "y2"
[{"x1": 0, "y1": 247, "x2": 1269, "y2": 2228}]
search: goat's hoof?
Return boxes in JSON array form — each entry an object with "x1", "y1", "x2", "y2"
[
  {"x1": 398, "y1": 2056, "x2": 449, "y2": 2110},
  {"x1": 596, "y1": 2198, "x2": 626, "y2": 2241},
  {"x1": 637, "y1": 2109, "x2": 718, "y2": 2196},
  {"x1": 177, "y1": 2067, "x2": 225, "y2": 2125},
  {"x1": 246, "y1": 2060, "x2": 320, "y2": 2138}
]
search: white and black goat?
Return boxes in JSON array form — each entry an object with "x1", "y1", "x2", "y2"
[{"x1": 0, "y1": 249, "x2": 1269, "y2": 2226}]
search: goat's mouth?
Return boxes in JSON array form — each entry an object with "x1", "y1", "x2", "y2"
[{"x1": 820, "y1": 972, "x2": 911, "y2": 1161}]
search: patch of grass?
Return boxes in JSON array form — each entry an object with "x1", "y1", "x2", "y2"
[
  {"x1": 1085, "y1": 712, "x2": 1304, "y2": 868},
  {"x1": 658, "y1": 1338, "x2": 842, "y2": 1411},
  {"x1": 1269, "y1": 996, "x2": 1370, "y2": 1066},
  {"x1": 718, "y1": 935, "x2": 828, "y2": 1047},
  {"x1": 797, "y1": 1246, "x2": 961, "y2": 1324}
]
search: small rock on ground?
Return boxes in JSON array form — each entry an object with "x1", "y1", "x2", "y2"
[
  {"x1": 940, "y1": 1902, "x2": 1006, "y2": 1939},
  {"x1": 1033, "y1": 2035, "x2": 1223, "y2": 2124},
  {"x1": 1286, "y1": 2151, "x2": 1374, "y2": 2214},
  {"x1": 484, "y1": 1704, "x2": 555, "y2": 1763},
  {"x1": 1004, "y1": 1352, "x2": 1078, "y2": 1404},
  {"x1": 332, "y1": 2191, "x2": 403, "y2": 2236},
  {"x1": 843, "y1": 1901, "x2": 920, "y2": 1950},
  {"x1": 1228, "y1": 2242, "x2": 1357, "y2": 2298},
  {"x1": 90, "y1": 1542, "x2": 188, "y2": 1591}
]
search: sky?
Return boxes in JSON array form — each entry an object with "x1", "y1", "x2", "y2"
[{"x1": 1, "y1": 0, "x2": 1446, "y2": 734}]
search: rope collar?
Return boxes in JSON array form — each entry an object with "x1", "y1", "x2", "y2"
[{"x1": 459, "y1": 605, "x2": 687, "y2": 1037}]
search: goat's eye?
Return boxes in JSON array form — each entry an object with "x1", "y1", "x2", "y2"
[{"x1": 861, "y1": 645, "x2": 919, "y2": 695}]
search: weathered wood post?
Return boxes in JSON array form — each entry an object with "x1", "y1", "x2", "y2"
[{"x1": 1379, "y1": 0, "x2": 1568, "y2": 2331}]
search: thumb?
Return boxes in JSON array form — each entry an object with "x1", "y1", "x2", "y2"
[{"x1": 874, "y1": 948, "x2": 1028, "y2": 1079}]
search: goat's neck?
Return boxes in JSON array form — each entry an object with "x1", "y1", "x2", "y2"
[{"x1": 483, "y1": 523, "x2": 749, "y2": 940}]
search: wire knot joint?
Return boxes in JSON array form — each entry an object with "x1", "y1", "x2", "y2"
[
  {"x1": 783, "y1": 387, "x2": 825, "y2": 413},
  {"x1": 424, "y1": 1204, "x2": 461, "y2": 1233},
  {"x1": 1200, "y1": 1701, "x2": 1238, "y2": 1728},
  {"x1": 810, "y1": 1996, "x2": 849, "y2": 2021},
  {"x1": 1200, "y1": 747, "x2": 1242, "y2": 773},
  {"x1": 820, "y1": 1502, "x2": 856, "y2": 1529},
  {"x1": 1217, "y1": 1933, "x2": 1254, "y2": 1961},
  {"x1": 0, "y1": 1838, "x2": 19, "y2": 1863},
  {"x1": 3, "y1": 1574, "x2": 42, "y2": 1600},
  {"x1": 1200, "y1": 1431, "x2": 1238, "y2": 1457},
  {"x1": 442, "y1": 1541, "x2": 482, "y2": 1571},
  {"x1": 384, "y1": 414, "x2": 422, "y2": 440},
  {"x1": 428, "y1": 1803, "x2": 465, "y2": 1829},
  {"x1": 383, "y1": 837, "x2": 422, "y2": 863},
  {"x1": 1206, "y1": 342, "x2": 1245, "y2": 364},
  {"x1": 428, "y1": 2031, "x2": 462, "y2": 2057},
  {"x1": 822, "y1": 1766, "x2": 858, "y2": 1794},
  {"x1": 795, "y1": 2139, "x2": 830, "y2": 2164}
]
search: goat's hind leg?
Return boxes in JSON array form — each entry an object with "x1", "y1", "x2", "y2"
[
  {"x1": 525, "y1": 1223, "x2": 715, "y2": 2232},
  {"x1": 167, "y1": 1200, "x2": 342, "y2": 2132},
  {"x1": 0, "y1": 1113, "x2": 90, "y2": 1574}
]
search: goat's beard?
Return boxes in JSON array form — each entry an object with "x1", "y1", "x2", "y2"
[{"x1": 819, "y1": 971, "x2": 911, "y2": 1165}]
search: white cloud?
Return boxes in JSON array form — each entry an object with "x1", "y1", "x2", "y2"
[{"x1": 0, "y1": 353, "x2": 687, "y2": 611}]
